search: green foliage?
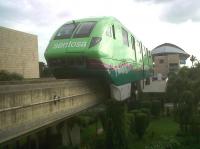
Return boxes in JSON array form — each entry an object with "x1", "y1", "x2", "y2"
[
  {"x1": 178, "y1": 90, "x2": 195, "y2": 133},
  {"x1": 190, "y1": 115, "x2": 200, "y2": 141},
  {"x1": 39, "y1": 62, "x2": 53, "y2": 78},
  {"x1": 135, "y1": 112, "x2": 149, "y2": 139},
  {"x1": 126, "y1": 112, "x2": 134, "y2": 133},
  {"x1": 151, "y1": 100, "x2": 161, "y2": 117},
  {"x1": 190, "y1": 55, "x2": 197, "y2": 67},
  {"x1": 192, "y1": 80, "x2": 200, "y2": 105},
  {"x1": 56, "y1": 145, "x2": 79, "y2": 149},
  {"x1": 140, "y1": 100, "x2": 151, "y2": 109},
  {"x1": 140, "y1": 108, "x2": 151, "y2": 117},
  {"x1": 92, "y1": 134, "x2": 105, "y2": 149},
  {"x1": 166, "y1": 65, "x2": 200, "y2": 120},
  {"x1": 103, "y1": 101, "x2": 129, "y2": 149},
  {"x1": 166, "y1": 61, "x2": 200, "y2": 148},
  {"x1": 145, "y1": 136, "x2": 180, "y2": 149},
  {"x1": 0, "y1": 70, "x2": 23, "y2": 81}
]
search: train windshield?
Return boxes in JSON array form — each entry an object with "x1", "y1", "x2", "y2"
[
  {"x1": 73, "y1": 22, "x2": 96, "y2": 38},
  {"x1": 54, "y1": 23, "x2": 77, "y2": 40}
]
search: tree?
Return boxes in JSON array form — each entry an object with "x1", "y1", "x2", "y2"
[
  {"x1": 190, "y1": 115, "x2": 200, "y2": 143},
  {"x1": 0, "y1": 70, "x2": 23, "y2": 81},
  {"x1": 135, "y1": 112, "x2": 149, "y2": 139},
  {"x1": 192, "y1": 81, "x2": 200, "y2": 109},
  {"x1": 190, "y1": 55, "x2": 197, "y2": 67},
  {"x1": 178, "y1": 90, "x2": 194, "y2": 133},
  {"x1": 39, "y1": 62, "x2": 53, "y2": 78},
  {"x1": 103, "y1": 101, "x2": 129, "y2": 149},
  {"x1": 151, "y1": 100, "x2": 161, "y2": 117}
]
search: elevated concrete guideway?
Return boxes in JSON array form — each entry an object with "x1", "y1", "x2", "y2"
[{"x1": 0, "y1": 79, "x2": 108, "y2": 144}]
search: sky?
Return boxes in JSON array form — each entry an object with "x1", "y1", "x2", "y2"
[{"x1": 0, "y1": 0, "x2": 200, "y2": 66}]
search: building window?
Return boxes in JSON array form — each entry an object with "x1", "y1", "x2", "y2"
[
  {"x1": 122, "y1": 28, "x2": 129, "y2": 46},
  {"x1": 169, "y1": 63, "x2": 179, "y2": 72},
  {"x1": 159, "y1": 59, "x2": 164, "y2": 64}
]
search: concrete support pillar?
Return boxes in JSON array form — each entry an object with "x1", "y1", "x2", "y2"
[
  {"x1": 70, "y1": 124, "x2": 80, "y2": 146},
  {"x1": 50, "y1": 125, "x2": 58, "y2": 135},
  {"x1": 30, "y1": 134, "x2": 39, "y2": 149},
  {"x1": 37, "y1": 130, "x2": 47, "y2": 149},
  {"x1": 60, "y1": 121, "x2": 80, "y2": 147},
  {"x1": 47, "y1": 125, "x2": 62, "y2": 149},
  {"x1": 60, "y1": 122, "x2": 70, "y2": 146}
]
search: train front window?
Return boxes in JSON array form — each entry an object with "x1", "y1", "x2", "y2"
[
  {"x1": 54, "y1": 23, "x2": 77, "y2": 40},
  {"x1": 106, "y1": 27, "x2": 112, "y2": 37},
  {"x1": 73, "y1": 22, "x2": 96, "y2": 38}
]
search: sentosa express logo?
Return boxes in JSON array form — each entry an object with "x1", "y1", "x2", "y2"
[{"x1": 52, "y1": 41, "x2": 87, "y2": 49}]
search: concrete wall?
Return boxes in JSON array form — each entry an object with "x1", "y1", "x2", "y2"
[
  {"x1": 154, "y1": 55, "x2": 168, "y2": 76},
  {"x1": 153, "y1": 54, "x2": 179, "y2": 76},
  {"x1": 0, "y1": 26, "x2": 39, "y2": 78},
  {"x1": 0, "y1": 79, "x2": 107, "y2": 143}
]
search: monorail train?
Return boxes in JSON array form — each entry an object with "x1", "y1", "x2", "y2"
[{"x1": 45, "y1": 17, "x2": 153, "y2": 101}]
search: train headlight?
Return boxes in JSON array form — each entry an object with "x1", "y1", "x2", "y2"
[{"x1": 89, "y1": 37, "x2": 102, "y2": 48}]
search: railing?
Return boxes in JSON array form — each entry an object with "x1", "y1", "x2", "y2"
[{"x1": 0, "y1": 92, "x2": 92, "y2": 113}]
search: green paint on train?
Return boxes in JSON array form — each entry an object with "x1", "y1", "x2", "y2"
[{"x1": 45, "y1": 17, "x2": 153, "y2": 86}]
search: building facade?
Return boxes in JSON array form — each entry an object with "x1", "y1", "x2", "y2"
[
  {"x1": 152, "y1": 43, "x2": 189, "y2": 77},
  {"x1": 0, "y1": 26, "x2": 39, "y2": 78}
]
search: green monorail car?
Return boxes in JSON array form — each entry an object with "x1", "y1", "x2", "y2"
[{"x1": 45, "y1": 17, "x2": 153, "y2": 101}]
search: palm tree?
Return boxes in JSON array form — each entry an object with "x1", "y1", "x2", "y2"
[{"x1": 190, "y1": 55, "x2": 197, "y2": 67}]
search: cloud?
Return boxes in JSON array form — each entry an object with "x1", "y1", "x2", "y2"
[
  {"x1": 134, "y1": 0, "x2": 200, "y2": 23},
  {"x1": 161, "y1": 0, "x2": 200, "y2": 23},
  {"x1": 0, "y1": 0, "x2": 71, "y2": 27},
  {"x1": 133, "y1": 0, "x2": 173, "y2": 4},
  {"x1": 0, "y1": 0, "x2": 73, "y2": 62},
  {"x1": 135, "y1": 0, "x2": 200, "y2": 23}
]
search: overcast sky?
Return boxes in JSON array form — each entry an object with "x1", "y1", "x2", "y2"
[{"x1": 0, "y1": 0, "x2": 200, "y2": 65}]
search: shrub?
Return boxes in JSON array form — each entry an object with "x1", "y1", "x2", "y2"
[
  {"x1": 190, "y1": 115, "x2": 200, "y2": 141},
  {"x1": 151, "y1": 100, "x2": 161, "y2": 117},
  {"x1": 140, "y1": 100, "x2": 151, "y2": 109},
  {"x1": 145, "y1": 136, "x2": 180, "y2": 149},
  {"x1": 135, "y1": 112, "x2": 149, "y2": 139},
  {"x1": 0, "y1": 70, "x2": 23, "y2": 81},
  {"x1": 140, "y1": 108, "x2": 151, "y2": 116}
]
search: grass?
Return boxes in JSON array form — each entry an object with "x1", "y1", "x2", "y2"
[
  {"x1": 129, "y1": 117, "x2": 179, "y2": 149},
  {"x1": 147, "y1": 117, "x2": 179, "y2": 137},
  {"x1": 80, "y1": 117, "x2": 179, "y2": 149}
]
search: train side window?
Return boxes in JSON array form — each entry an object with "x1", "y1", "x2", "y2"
[
  {"x1": 145, "y1": 48, "x2": 148, "y2": 56},
  {"x1": 106, "y1": 27, "x2": 112, "y2": 37},
  {"x1": 122, "y1": 28, "x2": 129, "y2": 46},
  {"x1": 131, "y1": 36, "x2": 135, "y2": 50},
  {"x1": 149, "y1": 51, "x2": 151, "y2": 58},
  {"x1": 112, "y1": 25, "x2": 116, "y2": 39},
  {"x1": 131, "y1": 36, "x2": 136, "y2": 61},
  {"x1": 147, "y1": 49, "x2": 149, "y2": 64},
  {"x1": 140, "y1": 43, "x2": 143, "y2": 54}
]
